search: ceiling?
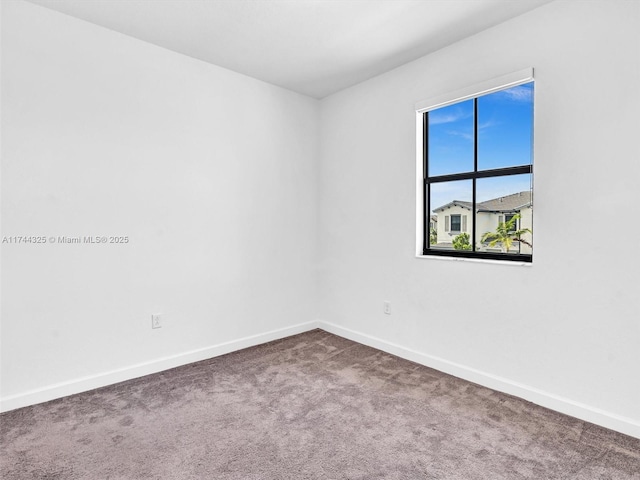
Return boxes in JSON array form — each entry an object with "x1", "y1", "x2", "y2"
[{"x1": 25, "y1": 0, "x2": 552, "y2": 99}]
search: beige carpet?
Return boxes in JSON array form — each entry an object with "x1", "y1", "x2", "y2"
[{"x1": 1, "y1": 329, "x2": 639, "y2": 479}]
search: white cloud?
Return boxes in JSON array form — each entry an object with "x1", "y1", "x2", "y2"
[
  {"x1": 500, "y1": 85, "x2": 533, "y2": 102},
  {"x1": 478, "y1": 120, "x2": 498, "y2": 130},
  {"x1": 429, "y1": 107, "x2": 472, "y2": 125},
  {"x1": 445, "y1": 129, "x2": 473, "y2": 141}
]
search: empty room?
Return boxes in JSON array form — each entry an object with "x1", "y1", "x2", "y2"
[{"x1": 1, "y1": 0, "x2": 639, "y2": 478}]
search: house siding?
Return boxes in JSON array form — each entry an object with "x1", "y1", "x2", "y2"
[{"x1": 434, "y1": 205, "x2": 473, "y2": 247}]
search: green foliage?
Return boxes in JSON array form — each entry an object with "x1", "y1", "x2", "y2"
[
  {"x1": 452, "y1": 233, "x2": 472, "y2": 251},
  {"x1": 429, "y1": 227, "x2": 437, "y2": 245},
  {"x1": 481, "y1": 214, "x2": 532, "y2": 253}
]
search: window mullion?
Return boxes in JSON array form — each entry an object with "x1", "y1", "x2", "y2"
[
  {"x1": 472, "y1": 98, "x2": 478, "y2": 251},
  {"x1": 423, "y1": 112, "x2": 429, "y2": 254},
  {"x1": 426, "y1": 165, "x2": 531, "y2": 184}
]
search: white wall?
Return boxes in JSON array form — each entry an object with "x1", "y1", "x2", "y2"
[
  {"x1": 1, "y1": 0, "x2": 319, "y2": 408},
  {"x1": 318, "y1": 0, "x2": 640, "y2": 437}
]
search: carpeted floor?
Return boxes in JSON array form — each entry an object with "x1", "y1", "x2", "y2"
[{"x1": 1, "y1": 329, "x2": 639, "y2": 479}]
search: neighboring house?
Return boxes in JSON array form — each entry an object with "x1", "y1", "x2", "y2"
[{"x1": 432, "y1": 191, "x2": 532, "y2": 254}]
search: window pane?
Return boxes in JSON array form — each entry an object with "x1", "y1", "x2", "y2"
[
  {"x1": 429, "y1": 180, "x2": 473, "y2": 251},
  {"x1": 477, "y1": 82, "x2": 533, "y2": 171},
  {"x1": 428, "y1": 100, "x2": 474, "y2": 176},
  {"x1": 476, "y1": 175, "x2": 533, "y2": 255}
]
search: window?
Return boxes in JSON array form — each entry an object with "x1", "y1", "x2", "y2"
[
  {"x1": 445, "y1": 214, "x2": 467, "y2": 233},
  {"x1": 416, "y1": 69, "x2": 534, "y2": 262},
  {"x1": 504, "y1": 214, "x2": 517, "y2": 233},
  {"x1": 450, "y1": 215, "x2": 461, "y2": 232}
]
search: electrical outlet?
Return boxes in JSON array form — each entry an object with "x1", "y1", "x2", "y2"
[
  {"x1": 151, "y1": 314, "x2": 162, "y2": 329},
  {"x1": 383, "y1": 301, "x2": 391, "y2": 315}
]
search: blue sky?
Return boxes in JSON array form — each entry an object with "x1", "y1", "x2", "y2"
[{"x1": 428, "y1": 82, "x2": 533, "y2": 212}]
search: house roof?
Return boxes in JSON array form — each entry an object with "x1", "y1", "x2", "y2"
[
  {"x1": 432, "y1": 200, "x2": 473, "y2": 212},
  {"x1": 433, "y1": 191, "x2": 532, "y2": 213},
  {"x1": 477, "y1": 191, "x2": 532, "y2": 212}
]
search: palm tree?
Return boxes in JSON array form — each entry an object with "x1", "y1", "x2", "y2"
[{"x1": 481, "y1": 214, "x2": 532, "y2": 253}]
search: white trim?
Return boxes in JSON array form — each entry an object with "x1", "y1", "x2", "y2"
[
  {"x1": 415, "y1": 109, "x2": 425, "y2": 256},
  {"x1": 415, "y1": 67, "x2": 534, "y2": 113},
  {"x1": 0, "y1": 320, "x2": 320, "y2": 413},
  {"x1": 318, "y1": 321, "x2": 640, "y2": 440}
]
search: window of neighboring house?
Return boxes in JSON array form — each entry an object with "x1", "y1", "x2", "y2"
[
  {"x1": 446, "y1": 214, "x2": 467, "y2": 233},
  {"x1": 416, "y1": 69, "x2": 534, "y2": 262},
  {"x1": 450, "y1": 215, "x2": 461, "y2": 232},
  {"x1": 503, "y1": 214, "x2": 517, "y2": 232}
]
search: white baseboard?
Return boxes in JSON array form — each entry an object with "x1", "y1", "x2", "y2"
[
  {"x1": 0, "y1": 320, "x2": 320, "y2": 413},
  {"x1": 317, "y1": 321, "x2": 640, "y2": 440},
  {"x1": 3, "y1": 319, "x2": 638, "y2": 440}
]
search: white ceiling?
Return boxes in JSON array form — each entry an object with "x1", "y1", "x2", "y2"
[{"x1": 25, "y1": 0, "x2": 552, "y2": 99}]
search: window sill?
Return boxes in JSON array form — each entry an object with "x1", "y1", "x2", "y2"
[{"x1": 415, "y1": 254, "x2": 532, "y2": 267}]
